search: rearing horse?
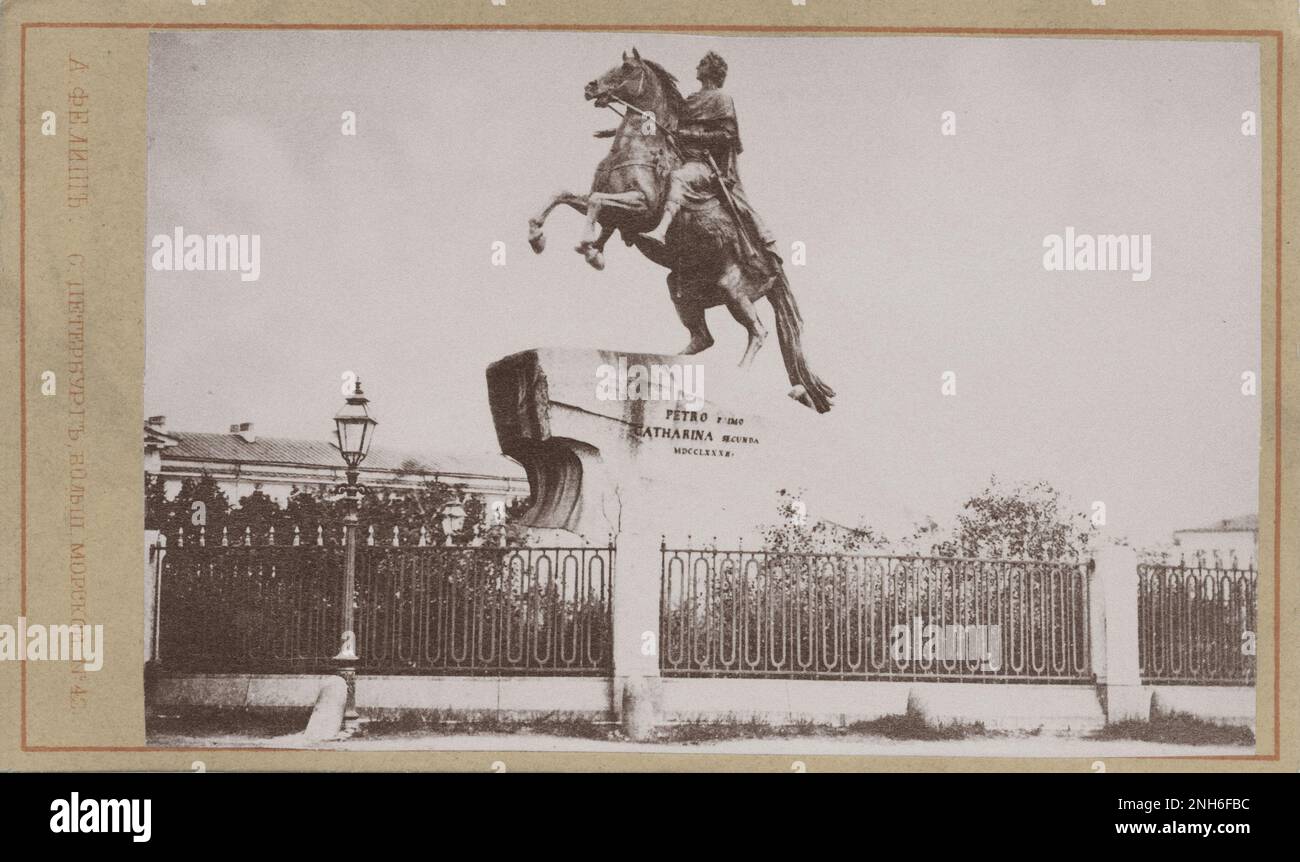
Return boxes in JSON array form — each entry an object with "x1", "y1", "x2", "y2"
[{"x1": 527, "y1": 48, "x2": 834, "y2": 413}]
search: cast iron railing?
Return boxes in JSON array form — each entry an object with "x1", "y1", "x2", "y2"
[
  {"x1": 660, "y1": 546, "x2": 1092, "y2": 682},
  {"x1": 1137, "y1": 562, "x2": 1256, "y2": 685},
  {"x1": 154, "y1": 528, "x2": 613, "y2": 675}
]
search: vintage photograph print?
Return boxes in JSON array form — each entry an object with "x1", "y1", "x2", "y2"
[{"x1": 135, "y1": 27, "x2": 1262, "y2": 757}]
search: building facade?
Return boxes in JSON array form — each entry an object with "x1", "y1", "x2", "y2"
[
  {"x1": 144, "y1": 416, "x2": 529, "y2": 523},
  {"x1": 1172, "y1": 514, "x2": 1258, "y2": 567}
]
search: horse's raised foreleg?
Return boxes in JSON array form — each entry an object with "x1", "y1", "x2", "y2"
[
  {"x1": 578, "y1": 224, "x2": 614, "y2": 270},
  {"x1": 574, "y1": 190, "x2": 646, "y2": 270},
  {"x1": 528, "y1": 191, "x2": 589, "y2": 254},
  {"x1": 574, "y1": 200, "x2": 605, "y2": 269},
  {"x1": 589, "y1": 189, "x2": 651, "y2": 214}
]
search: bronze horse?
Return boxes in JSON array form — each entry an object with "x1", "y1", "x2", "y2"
[{"x1": 527, "y1": 49, "x2": 834, "y2": 413}]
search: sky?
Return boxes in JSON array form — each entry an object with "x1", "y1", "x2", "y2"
[{"x1": 145, "y1": 30, "x2": 1261, "y2": 548}]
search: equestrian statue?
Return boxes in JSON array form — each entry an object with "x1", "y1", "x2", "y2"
[{"x1": 526, "y1": 48, "x2": 835, "y2": 413}]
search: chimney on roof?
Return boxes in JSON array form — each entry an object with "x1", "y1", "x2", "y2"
[
  {"x1": 229, "y1": 422, "x2": 256, "y2": 443},
  {"x1": 146, "y1": 415, "x2": 167, "y2": 431}
]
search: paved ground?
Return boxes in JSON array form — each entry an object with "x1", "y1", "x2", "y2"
[{"x1": 147, "y1": 730, "x2": 1252, "y2": 759}]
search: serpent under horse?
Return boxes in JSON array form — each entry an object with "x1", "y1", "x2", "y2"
[{"x1": 526, "y1": 48, "x2": 835, "y2": 413}]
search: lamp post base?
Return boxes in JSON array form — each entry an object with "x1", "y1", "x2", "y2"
[{"x1": 335, "y1": 664, "x2": 360, "y2": 738}]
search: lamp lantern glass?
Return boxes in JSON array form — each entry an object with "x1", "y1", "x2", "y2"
[{"x1": 334, "y1": 380, "x2": 378, "y2": 470}]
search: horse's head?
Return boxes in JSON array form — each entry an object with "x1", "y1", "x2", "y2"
[{"x1": 585, "y1": 48, "x2": 652, "y2": 110}]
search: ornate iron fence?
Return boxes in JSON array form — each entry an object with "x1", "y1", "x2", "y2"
[
  {"x1": 156, "y1": 541, "x2": 344, "y2": 673},
  {"x1": 1137, "y1": 562, "x2": 1256, "y2": 685},
  {"x1": 660, "y1": 546, "x2": 1092, "y2": 682},
  {"x1": 154, "y1": 528, "x2": 613, "y2": 675},
  {"x1": 354, "y1": 544, "x2": 613, "y2": 675}
]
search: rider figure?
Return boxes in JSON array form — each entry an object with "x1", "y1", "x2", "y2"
[{"x1": 641, "y1": 51, "x2": 780, "y2": 266}]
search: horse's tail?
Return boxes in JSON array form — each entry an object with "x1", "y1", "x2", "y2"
[{"x1": 768, "y1": 269, "x2": 835, "y2": 413}]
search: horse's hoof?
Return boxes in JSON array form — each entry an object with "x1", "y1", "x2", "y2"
[
  {"x1": 585, "y1": 249, "x2": 605, "y2": 271},
  {"x1": 680, "y1": 338, "x2": 714, "y2": 356},
  {"x1": 529, "y1": 232, "x2": 545, "y2": 254},
  {"x1": 788, "y1": 384, "x2": 811, "y2": 406}
]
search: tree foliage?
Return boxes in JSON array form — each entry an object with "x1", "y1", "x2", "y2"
[
  {"x1": 931, "y1": 475, "x2": 1095, "y2": 561},
  {"x1": 146, "y1": 472, "x2": 527, "y2": 546},
  {"x1": 761, "y1": 488, "x2": 889, "y2": 554},
  {"x1": 762, "y1": 477, "x2": 1095, "y2": 562}
]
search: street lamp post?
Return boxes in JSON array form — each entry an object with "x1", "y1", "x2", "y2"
[{"x1": 333, "y1": 380, "x2": 378, "y2": 736}]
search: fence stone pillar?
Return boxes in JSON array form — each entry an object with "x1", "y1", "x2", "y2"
[
  {"x1": 1087, "y1": 557, "x2": 1106, "y2": 684},
  {"x1": 487, "y1": 348, "x2": 777, "y2": 739},
  {"x1": 1090, "y1": 545, "x2": 1150, "y2": 722},
  {"x1": 613, "y1": 519, "x2": 664, "y2": 739}
]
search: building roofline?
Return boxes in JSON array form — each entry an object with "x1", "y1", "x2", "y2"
[
  {"x1": 158, "y1": 460, "x2": 525, "y2": 488},
  {"x1": 1173, "y1": 527, "x2": 1259, "y2": 534},
  {"x1": 162, "y1": 453, "x2": 517, "y2": 478},
  {"x1": 150, "y1": 426, "x2": 525, "y2": 481}
]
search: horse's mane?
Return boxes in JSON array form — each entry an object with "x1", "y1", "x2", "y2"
[{"x1": 642, "y1": 58, "x2": 687, "y2": 120}]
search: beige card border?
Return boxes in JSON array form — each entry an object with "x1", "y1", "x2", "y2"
[{"x1": 0, "y1": 0, "x2": 1294, "y2": 772}]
